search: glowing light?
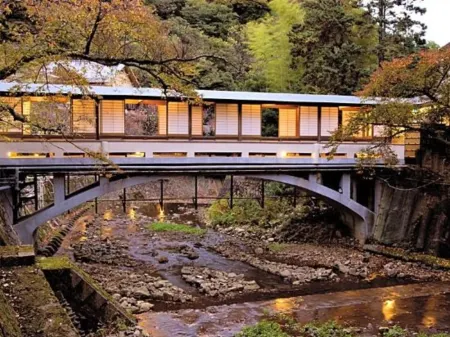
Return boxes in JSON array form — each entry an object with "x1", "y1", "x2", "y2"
[
  {"x1": 7, "y1": 152, "x2": 12, "y2": 158},
  {"x1": 158, "y1": 205, "x2": 166, "y2": 221},
  {"x1": 280, "y1": 151, "x2": 287, "y2": 158},
  {"x1": 103, "y1": 210, "x2": 113, "y2": 221},
  {"x1": 272, "y1": 298, "x2": 297, "y2": 312},
  {"x1": 382, "y1": 299, "x2": 396, "y2": 321},
  {"x1": 34, "y1": 153, "x2": 40, "y2": 157},
  {"x1": 422, "y1": 315, "x2": 436, "y2": 328},
  {"x1": 128, "y1": 208, "x2": 136, "y2": 220}
]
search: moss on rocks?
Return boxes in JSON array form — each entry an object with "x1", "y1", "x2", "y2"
[
  {"x1": 364, "y1": 244, "x2": 450, "y2": 270},
  {"x1": 37, "y1": 257, "x2": 136, "y2": 325},
  {"x1": 3, "y1": 266, "x2": 79, "y2": 337},
  {"x1": 0, "y1": 289, "x2": 22, "y2": 337}
]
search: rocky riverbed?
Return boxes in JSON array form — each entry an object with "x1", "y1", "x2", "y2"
[{"x1": 38, "y1": 202, "x2": 450, "y2": 336}]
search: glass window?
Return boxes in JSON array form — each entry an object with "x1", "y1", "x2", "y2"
[
  {"x1": 23, "y1": 97, "x2": 71, "y2": 135},
  {"x1": 203, "y1": 105, "x2": 216, "y2": 136},
  {"x1": 261, "y1": 108, "x2": 279, "y2": 137},
  {"x1": 125, "y1": 100, "x2": 163, "y2": 136}
]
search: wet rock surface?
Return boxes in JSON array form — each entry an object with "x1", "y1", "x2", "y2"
[
  {"x1": 181, "y1": 266, "x2": 260, "y2": 297},
  {"x1": 214, "y1": 244, "x2": 337, "y2": 284},
  {"x1": 81, "y1": 264, "x2": 193, "y2": 310},
  {"x1": 41, "y1": 202, "x2": 450, "y2": 336}
]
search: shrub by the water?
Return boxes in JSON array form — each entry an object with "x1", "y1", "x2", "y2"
[
  {"x1": 207, "y1": 198, "x2": 290, "y2": 228},
  {"x1": 145, "y1": 222, "x2": 206, "y2": 236},
  {"x1": 235, "y1": 320, "x2": 290, "y2": 337}
]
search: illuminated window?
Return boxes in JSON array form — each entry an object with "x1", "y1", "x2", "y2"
[
  {"x1": 23, "y1": 97, "x2": 71, "y2": 135},
  {"x1": 125, "y1": 100, "x2": 166, "y2": 136}
]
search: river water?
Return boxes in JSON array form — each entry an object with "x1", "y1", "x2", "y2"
[
  {"x1": 66, "y1": 202, "x2": 450, "y2": 336},
  {"x1": 138, "y1": 282, "x2": 450, "y2": 337}
]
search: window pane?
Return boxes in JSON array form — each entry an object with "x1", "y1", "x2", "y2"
[
  {"x1": 24, "y1": 97, "x2": 70, "y2": 135},
  {"x1": 125, "y1": 101, "x2": 159, "y2": 136},
  {"x1": 261, "y1": 108, "x2": 279, "y2": 137},
  {"x1": 203, "y1": 105, "x2": 215, "y2": 136}
]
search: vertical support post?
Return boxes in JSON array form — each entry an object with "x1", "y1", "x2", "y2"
[
  {"x1": 260, "y1": 179, "x2": 265, "y2": 208},
  {"x1": 95, "y1": 98, "x2": 100, "y2": 140},
  {"x1": 229, "y1": 175, "x2": 234, "y2": 209},
  {"x1": 238, "y1": 104, "x2": 242, "y2": 141},
  {"x1": 12, "y1": 170, "x2": 20, "y2": 223},
  {"x1": 194, "y1": 175, "x2": 198, "y2": 210},
  {"x1": 33, "y1": 174, "x2": 38, "y2": 211},
  {"x1": 352, "y1": 177, "x2": 358, "y2": 202},
  {"x1": 166, "y1": 101, "x2": 169, "y2": 136},
  {"x1": 317, "y1": 105, "x2": 322, "y2": 143},
  {"x1": 66, "y1": 174, "x2": 71, "y2": 195},
  {"x1": 374, "y1": 178, "x2": 382, "y2": 215},
  {"x1": 94, "y1": 198, "x2": 98, "y2": 214},
  {"x1": 122, "y1": 188, "x2": 127, "y2": 213},
  {"x1": 53, "y1": 173, "x2": 66, "y2": 204},
  {"x1": 188, "y1": 104, "x2": 193, "y2": 140},
  {"x1": 339, "y1": 173, "x2": 351, "y2": 198},
  {"x1": 293, "y1": 186, "x2": 297, "y2": 208},
  {"x1": 160, "y1": 180, "x2": 164, "y2": 211}
]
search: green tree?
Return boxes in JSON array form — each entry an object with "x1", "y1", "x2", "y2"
[
  {"x1": 366, "y1": 0, "x2": 427, "y2": 65},
  {"x1": 290, "y1": 0, "x2": 377, "y2": 95},
  {"x1": 246, "y1": 0, "x2": 304, "y2": 92},
  {"x1": 329, "y1": 47, "x2": 450, "y2": 165},
  {"x1": 181, "y1": 0, "x2": 238, "y2": 39}
]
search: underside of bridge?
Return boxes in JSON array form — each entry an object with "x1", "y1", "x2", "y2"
[{"x1": 8, "y1": 172, "x2": 374, "y2": 245}]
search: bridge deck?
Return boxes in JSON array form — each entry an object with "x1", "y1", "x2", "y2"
[{"x1": 0, "y1": 158, "x2": 399, "y2": 174}]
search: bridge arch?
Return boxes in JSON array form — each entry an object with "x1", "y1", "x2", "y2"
[{"x1": 14, "y1": 174, "x2": 373, "y2": 244}]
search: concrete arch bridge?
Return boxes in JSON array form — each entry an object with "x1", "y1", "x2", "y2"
[{"x1": 0, "y1": 158, "x2": 377, "y2": 245}]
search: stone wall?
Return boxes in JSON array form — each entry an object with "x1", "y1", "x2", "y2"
[
  {"x1": 372, "y1": 179, "x2": 450, "y2": 257},
  {"x1": 0, "y1": 289, "x2": 22, "y2": 337},
  {"x1": 0, "y1": 189, "x2": 18, "y2": 246}
]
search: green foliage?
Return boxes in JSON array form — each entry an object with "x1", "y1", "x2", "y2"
[
  {"x1": 207, "y1": 198, "x2": 289, "y2": 228},
  {"x1": 146, "y1": 222, "x2": 207, "y2": 235},
  {"x1": 301, "y1": 321, "x2": 353, "y2": 337},
  {"x1": 366, "y1": 0, "x2": 427, "y2": 64},
  {"x1": 261, "y1": 108, "x2": 279, "y2": 137},
  {"x1": 290, "y1": 0, "x2": 377, "y2": 95},
  {"x1": 268, "y1": 243, "x2": 289, "y2": 252},
  {"x1": 246, "y1": 0, "x2": 304, "y2": 92},
  {"x1": 383, "y1": 326, "x2": 408, "y2": 337},
  {"x1": 181, "y1": 0, "x2": 238, "y2": 39},
  {"x1": 235, "y1": 320, "x2": 290, "y2": 337},
  {"x1": 0, "y1": 289, "x2": 22, "y2": 337}
]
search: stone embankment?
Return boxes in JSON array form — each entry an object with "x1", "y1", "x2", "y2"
[
  {"x1": 38, "y1": 207, "x2": 91, "y2": 257},
  {"x1": 181, "y1": 266, "x2": 260, "y2": 297}
]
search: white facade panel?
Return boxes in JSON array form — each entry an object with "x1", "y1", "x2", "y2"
[
  {"x1": 300, "y1": 106, "x2": 318, "y2": 137},
  {"x1": 168, "y1": 102, "x2": 189, "y2": 135},
  {"x1": 242, "y1": 104, "x2": 261, "y2": 136},
  {"x1": 320, "y1": 107, "x2": 338, "y2": 137},
  {"x1": 101, "y1": 100, "x2": 125, "y2": 134},
  {"x1": 216, "y1": 104, "x2": 238, "y2": 136}
]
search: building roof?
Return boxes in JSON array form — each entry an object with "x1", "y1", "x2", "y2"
[
  {"x1": 0, "y1": 81, "x2": 375, "y2": 105},
  {"x1": 43, "y1": 60, "x2": 127, "y2": 84}
]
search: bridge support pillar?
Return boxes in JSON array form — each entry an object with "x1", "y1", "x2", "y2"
[
  {"x1": 340, "y1": 173, "x2": 351, "y2": 198},
  {"x1": 374, "y1": 179, "x2": 383, "y2": 215},
  {"x1": 53, "y1": 174, "x2": 66, "y2": 204}
]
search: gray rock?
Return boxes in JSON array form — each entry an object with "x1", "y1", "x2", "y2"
[
  {"x1": 132, "y1": 286, "x2": 150, "y2": 298},
  {"x1": 254, "y1": 247, "x2": 264, "y2": 255}
]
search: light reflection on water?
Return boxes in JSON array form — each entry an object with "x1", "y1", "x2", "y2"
[
  {"x1": 422, "y1": 296, "x2": 438, "y2": 328},
  {"x1": 128, "y1": 208, "x2": 136, "y2": 220},
  {"x1": 382, "y1": 299, "x2": 396, "y2": 321},
  {"x1": 103, "y1": 210, "x2": 113, "y2": 221},
  {"x1": 272, "y1": 298, "x2": 299, "y2": 312}
]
